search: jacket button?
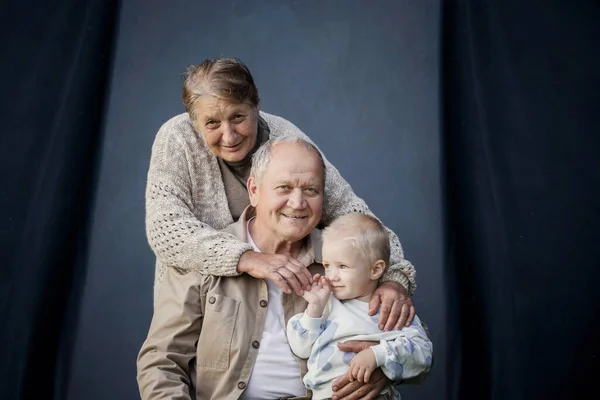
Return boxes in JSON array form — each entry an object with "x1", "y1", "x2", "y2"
[
  {"x1": 208, "y1": 296, "x2": 216, "y2": 304},
  {"x1": 252, "y1": 341, "x2": 260, "y2": 349},
  {"x1": 238, "y1": 382, "x2": 246, "y2": 389},
  {"x1": 260, "y1": 300, "x2": 268, "y2": 307}
]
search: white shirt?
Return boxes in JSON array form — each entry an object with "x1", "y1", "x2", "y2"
[{"x1": 240, "y1": 218, "x2": 306, "y2": 399}]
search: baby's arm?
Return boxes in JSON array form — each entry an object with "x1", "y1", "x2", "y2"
[
  {"x1": 286, "y1": 275, "x2": 331, "y2": 358},
  {"x1": 371, "y1": 316, "x2": 434, "y2": 382}
]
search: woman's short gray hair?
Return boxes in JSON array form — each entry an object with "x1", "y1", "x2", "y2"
[
  {"x1": 250, "y1": 136, "x2": 326, "y2": 185},
  {"x1": 182, "y1": 57, "x2": 259, "y2": 120}
]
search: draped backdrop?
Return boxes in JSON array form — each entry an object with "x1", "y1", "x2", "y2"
[{"x1": 1, "y1": 0, "x2": 598, "y2": 399}]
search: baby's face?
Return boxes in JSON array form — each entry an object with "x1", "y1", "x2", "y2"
[{"x1": 322, "y1": 237, "x2": 374, "y2": 302}]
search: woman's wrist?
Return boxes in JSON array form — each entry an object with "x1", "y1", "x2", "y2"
[{"x1": 237, "y1": 250, "x2": 255, "y2": 274}]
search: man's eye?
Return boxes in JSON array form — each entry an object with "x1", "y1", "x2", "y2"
[
  {"x1": 304, "y1": 188, "x2": 317, "y2": 194},
  {"x1": 279, "y1": 185, "x2": 291, "y2": 190},
  {"x1": 233, "y1": 113, "x2": 244, "y2": 119}
]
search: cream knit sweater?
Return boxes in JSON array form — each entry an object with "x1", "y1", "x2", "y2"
[{"x1": 146, "y1": 111, "x2": 416, "y2": 300}]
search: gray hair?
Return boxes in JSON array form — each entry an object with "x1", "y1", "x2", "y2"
[
  {"x1": 250, "y1": 136, "x2": 326, "y2": 185},
  {"x1": 322, "y1": 213, "x2": 391, "y2": 266},
  {"x1": 182, "y1": 57, "x2": 259, "y2": 121}
]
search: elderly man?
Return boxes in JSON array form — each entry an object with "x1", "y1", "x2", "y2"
[{"x1": 137, "y1": 137, "x2": 393, "y2": 399}]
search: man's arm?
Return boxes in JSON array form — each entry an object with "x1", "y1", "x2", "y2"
[{"x1": 137, "y1": 267, "x2": 204, "y2": 400}]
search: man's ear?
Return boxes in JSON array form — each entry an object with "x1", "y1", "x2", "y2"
[
  {"x1": 248, "y1": 176, "x2": 259, "y2": 207},
  {"x1": 371, "y1": 260, "x2": 386, "y2": 281}
]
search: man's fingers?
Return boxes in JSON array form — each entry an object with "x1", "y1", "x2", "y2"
[
  {"x1": 335, "y1": 381, "x2": 378, "y2": 400},
  {"x1": 368, "y1": 291, "x2": 381, "y2": 316},
  {"x1": 377, "y1": 302, "x2": 392, "y2": 330},
  {"x1": 383, "y1": 300, "x2": 402, "y2": 331},
  {"x1": 405, "y1": 304, "x2": 416, "y2": 327},
  {"x1": 332, "y1": 378, "x2": 362, "y2": 400},
  {"x1": 337, "y1": 340, "x2": 371, "y2": 353},
  {"x1": 332, "y1": 371, "x2": 352, "y2": 391},
  {"x1": 394, "y1": 303, "x2": 410, "y2": 331},
  {"x1": 362, "y1": 382, "x2": 382, "y2": 400}
]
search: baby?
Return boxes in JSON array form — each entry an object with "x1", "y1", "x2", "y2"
[{"x1": 286, "y1": 213, "x2": 433, "y2": 399}]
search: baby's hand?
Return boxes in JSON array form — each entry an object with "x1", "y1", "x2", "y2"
[
  {"x1": 348, "y1": 348, "x2": 378, "y2": 383},
  {"x1": 303, "y1": 274, "x2": 331, "y2": 318}
]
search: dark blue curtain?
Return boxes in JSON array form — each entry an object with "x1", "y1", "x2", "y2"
[
  {"x1": 443, "y1": 0, "x2": 600, "y2": 399},
  {"x1": 0, "y1": 0, "x2": 119, "y2": 398}
]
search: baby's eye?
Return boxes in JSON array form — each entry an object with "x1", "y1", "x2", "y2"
[
  {"x1": 323, "y1": 264, "x2": 331, "y2": 269},
  {"x1": 339, "y1": 265, "x2": 348, "y2": 269}
]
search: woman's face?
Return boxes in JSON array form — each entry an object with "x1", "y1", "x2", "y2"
[{"x1": 193, "y1": 95, "x2": 259, "y2": 162}]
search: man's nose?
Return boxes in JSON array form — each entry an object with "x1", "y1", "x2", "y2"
[{"x1": 288, "y1": 189, "x2": 306, "y2": 209}]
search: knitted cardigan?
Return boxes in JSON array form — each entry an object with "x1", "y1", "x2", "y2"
[{"x1": 146, "y1": 111, "x2": 416, "y2": 300}]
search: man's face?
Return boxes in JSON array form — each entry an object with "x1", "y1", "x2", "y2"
[{"x1": 248, "y1": 142, "x2": 324, "y2": 242}]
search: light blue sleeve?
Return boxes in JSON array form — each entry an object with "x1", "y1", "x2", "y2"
[
  {"x1": 286, "y1": 311, "x2": 328, "y2": 359},
  {"x1": 370, "y1": 315, "x2": 434, "y2": 382}
]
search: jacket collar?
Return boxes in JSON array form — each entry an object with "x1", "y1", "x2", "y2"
[{"x1": 223, "y1": 205, "x2": 322, "y2": 266}]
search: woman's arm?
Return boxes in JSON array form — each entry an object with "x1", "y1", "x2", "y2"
[
  {"x1": 261, "y1": 112, "x2": 417, "y2": 295},
  {"x1": 145, "y1": 117, "x2": 251, "y2": 276},
  {"x1": 146, "y1": 116, "x2": 312, "y2": 295}
]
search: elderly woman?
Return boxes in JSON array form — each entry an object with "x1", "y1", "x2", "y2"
[{"x1": 145, "y1": 58, "x2": 418, "y2": 396}]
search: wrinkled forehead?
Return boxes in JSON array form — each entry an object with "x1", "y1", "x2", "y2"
[{"x1": 267, "y1": 144, "x2": 324, "y2": 181}]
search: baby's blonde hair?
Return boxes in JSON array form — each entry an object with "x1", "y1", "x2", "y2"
[{"x1": 322, "y1": 213, "x2": 390, "y2": 267}]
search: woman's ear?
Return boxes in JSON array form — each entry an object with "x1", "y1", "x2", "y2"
[
  {"x1": 248, "y1": 176, "x2": 259, "y2": 207},
  {"x1": 371, "y1": 260, "x2": 386, "y2": 280}
]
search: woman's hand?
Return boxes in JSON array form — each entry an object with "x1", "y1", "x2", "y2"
[
  {"x1": 368, "y1": 281, "x2": 416, "y2": 331},
  {"x1": 332, "y1": 367, "x2": 388, "y2": 400},
  {"x1": 238, "y1": 251, "x2": 313, "y2": 295}
]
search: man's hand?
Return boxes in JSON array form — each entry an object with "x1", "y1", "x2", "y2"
[
  {"x1": 238, "y1": 251, "x2": 313, "y2": 295},
  {"x1": 331, "y1": 367, "x2": 388, "y2": 400},
  {"x1": 368, "y1": 281, "x2": 415, "y2": 331},
  {"x1": 348, "y1": 349, "x2": 378, "y2": 383},
  {"x1": 302, "y1": 274, "x2": 331, "y2": 318}
]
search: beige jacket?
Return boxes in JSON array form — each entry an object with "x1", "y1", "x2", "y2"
[{"x1": 137, "y1": 206, "x2": 323, "y2": 400}]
